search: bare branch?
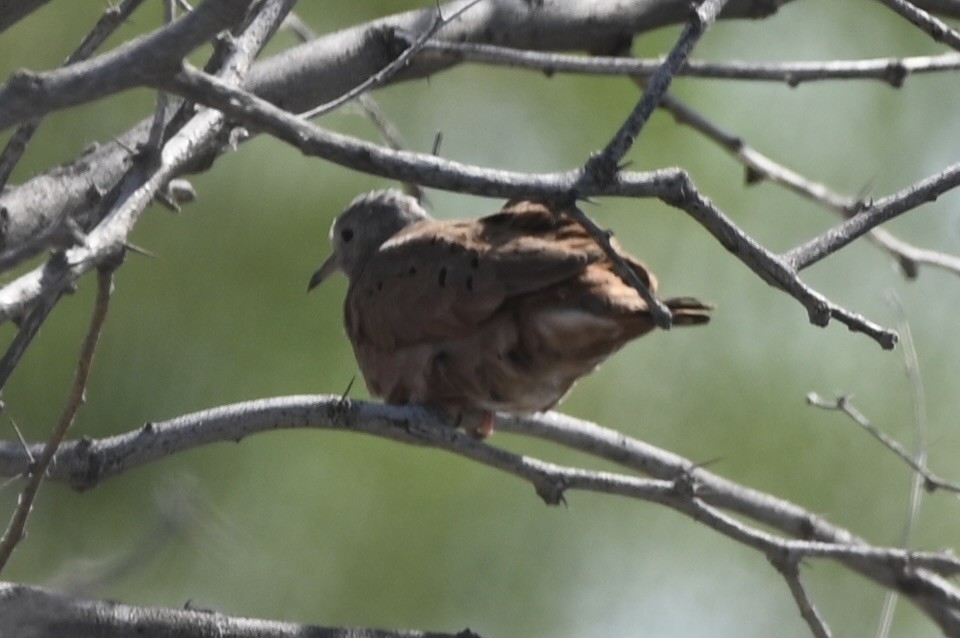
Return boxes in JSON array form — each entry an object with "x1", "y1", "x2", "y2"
[
  {"x1": 300, "y1": 0, "x2": 483, "y2": 120},
  {"x1": 648, "y1": 91, "x2": 960, "y2": 279},
  {"x1": 410, "y1": 37, "x2": 960, "y2": 87},
  {"x1": 245, "y1": 0, "x2": 793, "y2": 116},
  {"x1": 771, "y1": 555, "x2": 832, "y2": 638},
  {"x1": 784, "y1": 162, "x2": 960, "y2": 272},
  {"x1": 872, "y1": 0, "x2": 960, "y2": 52},
  {"x1": 571, "y1": 0, "x2": 736, "y2": 330},
  {"x1": 0, "y1": 0, "x2": 257, "y2": 133},
  {"x1": 0, "y1": 0, "x2": 53, "y2": 34},
  {"x1": 0, "y1": 396, "x2": 958, "y2": 631},
  {"x1": 0, "y1": 0, "x2": 149, "y2": 190},
  {"x1": 0, "y1": 267, "x2": 114, "y2": 573},
  {"x1": 0, "y1": 292, "x2": 63, "y2": 392},
  {"x1": 806, "y1": 394, "x2": 960, "y2": 494},
  {"x1": 157, "y1": 67, "x2": 898, "y2": 348},
  {"x1": 0, "y1": 581, "x2": 477, "y2": 638},
  {"x1": 410, "y1": 37, "x2": 960, "y2": 282},
  {"x1": 0, "y1": 0, "x2": 297, "y2": 326},
  {"x1": 582, "y1": 0, "x2": 730, "y2": 187}
]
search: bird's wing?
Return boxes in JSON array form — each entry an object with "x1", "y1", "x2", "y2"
[{"x1": 346, "y1": 201, "x2": 606, "y2": 349}]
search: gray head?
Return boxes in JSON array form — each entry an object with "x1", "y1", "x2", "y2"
[{"x1": 308, "y1": 189, "x2": 431, "y2": 289}]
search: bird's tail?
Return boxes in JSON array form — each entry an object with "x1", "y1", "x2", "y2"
[{"x1": 663, "y1": 297, "x2": 712, "y2": 326}]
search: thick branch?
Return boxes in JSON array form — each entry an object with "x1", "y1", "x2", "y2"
[
  {"x1": 0, "y1": 396, "x2": 957, "y2": 632},
  {"x1": 0, "y1": 0, "x2": 52, "y2": 33},
  {"x1": 0, "y1": 0, "x2": 149, "y2": 190},
  {"x1": 246, "y1": 0, "x2": 785, "y2": 115},
  {"x1": 0, "y1": 0, "x2": 296, "y2": 324},
  {"x1": 0, "y1": 0, "x2": 256, "y2": 132},
  {"x1": 0, "y1": 582, "x2": 475, "y2": 638},
  {"x1": 0, "y1": 0, "x2": 782, "y2": 276}
]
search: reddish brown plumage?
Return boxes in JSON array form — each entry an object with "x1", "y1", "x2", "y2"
[{"x1": 311, "y1": 191, "x2": 711, "y2": 426}]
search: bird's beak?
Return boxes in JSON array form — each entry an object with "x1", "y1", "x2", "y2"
[{"x1": 307, "y1": 253, "x2": 339, "y2": 292}]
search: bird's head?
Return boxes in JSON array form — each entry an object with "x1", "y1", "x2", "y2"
[{"x1": 308, "y1": 189, "x2": 430, "y2": 290}]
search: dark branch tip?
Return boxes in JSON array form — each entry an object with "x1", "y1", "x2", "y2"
[
  {"x1": 744, "y1": 166, "x2": 766, "y2": 185},
  {"x1": 884, "y1": 61, "x2": 908, "y2": 88},
  {"x1": 535, "y1": 475, "x2": 568, "y2": 506}
]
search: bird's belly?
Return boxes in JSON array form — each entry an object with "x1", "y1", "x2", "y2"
[{"x1": 352, "y1": 336, "x2": 600, "y2": 415}]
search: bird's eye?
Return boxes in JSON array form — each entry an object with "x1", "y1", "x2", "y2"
[{"x1": 340, "y1": 228, "x2": 354, "y2": 243}]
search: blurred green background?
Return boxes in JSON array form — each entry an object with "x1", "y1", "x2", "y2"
[{"x1": 2, "y1": 1, "x2": 960, "y2": 636}]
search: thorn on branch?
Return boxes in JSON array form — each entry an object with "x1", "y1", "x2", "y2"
[
  {"x1": 535, "y1": 475, "x2": 568, "y2": 506},
  {"x1": 670, "y1": 468, "x2": 698, "y2": 500},
  {"x1": 744, "y1": 165, "x2": 766, "y2": 185},
  {"x1": 885, "y1": 61, "x2": 908, "y2": 88},
  {"x1": 582, "y1": 151, "x2": 620, "y2": 190}
]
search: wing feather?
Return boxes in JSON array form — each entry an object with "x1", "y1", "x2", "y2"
[{"x1": 347, "y1": 202, "x2": 603, "y2": 349}]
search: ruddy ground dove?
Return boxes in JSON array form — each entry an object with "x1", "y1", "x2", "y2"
[{"x1": 309, "y1": 190, "x2": 710, "y2": 435}]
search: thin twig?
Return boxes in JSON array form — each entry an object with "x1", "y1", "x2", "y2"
[
  {"x1": 647, "y1": 91, "x2": 960, "y2": 279},
  {"x1": 407, "y1": 37, "x2": 960, "y2": 87},
  {"x1": 568, "y1": 203, "x2": 673, "y2": 322},
  {"x1": 0, "y1": 0, "x2": 148, "y2": 189},
  {"x1": 872, "y1": 0, "x2": 960, "y2": 52},
  {"x1": 280, "y1": 6, "x2": 426, "y2": 199},
  {"x1": 806, "y1": 393, "x2": 960, "y2": 494},
  {"x1": 157, "y1": 66, "x2": 898, "y2": 348},
  {"x1": 577, "y1": 0, "x2": 731, "y2": 328},
  {"x1": 771, "y1": 555, "x2": 833, "y2": 638},
  {"x1": 146, "y1": 0, "x2": 176, "y2": 150},
  {"x1": 354, "y1": 94, "x2": 427, "y2": 202},
  {"x1": 583, "y1": 0, "x2": 730, "y2": 186},
  {"x1": 279, "y1": 11, "x2": 315, "y2": 42},
  {"x1": 7, "y1": 417, "x2": 32, "y2": 465},
  {"x1": 0, "y1": 268, "x2": 114, "y2": 573},
  {"x1": 876, "y1": 293, "x2": 932, "y2": 638},
  {"x1": 299, "y1": 0, "x2": 483, "y2": 120},
  {"x1": 784, "y1": 161, "x2": 960, "y2": 272},
  {"x1": 0, "y1": 292, "x2": 63, "y2": 392},
  {"x1": 402, "y1": 37, "x2": 960, "y2": 280}
]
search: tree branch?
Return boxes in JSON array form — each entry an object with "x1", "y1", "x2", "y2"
[
  {"x1": 783, "y1": 161, "x2": 960, "y2": 271},
  {"x1": 771, "y1": 556, "x2": 832, "y2": 638},
  {"x1": 0, "y1": 0, "x2": 792, "y2": 277},
  {"x1": 150, "y1": 66, "x2": 896, "y2": 348},
  {"x1": 0, "y1": 0, "x2": 297, "y2": 325},
  {"x1": 0, "y1": 0, "x2": 149, "y2": 190},
  {"x1": 806, "y1": 393, "x2": 960, "y2": 494},
  {"x1": 408, "y1": 37, "x2": 960, "y2": 87},
  {"x1": 0, "y1": 267, "x2": 114, "y2": 572},
  {"x1": 0, "y1": 582, "x2": 478, "y2": 638},
  {"x1": 0, "y1": 0, "x2": 53, "y2": 34},
  {"x1": 0, "y1": 396, "x2": 957, "y2": 632},
  {"x1": 0, "y1": 0, "x2": 257, "y2": 132},
  {"x1": 872, "y1": 0, "x2": 960, "y2": 52}
]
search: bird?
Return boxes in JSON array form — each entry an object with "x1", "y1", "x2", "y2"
[{"x1": 308, "y1": 189, "x2": 711, "y2": 437}]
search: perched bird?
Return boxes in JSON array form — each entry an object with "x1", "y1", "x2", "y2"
[{"x1": 309, "y1": 190, "x2": 710, "y2": 436}]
